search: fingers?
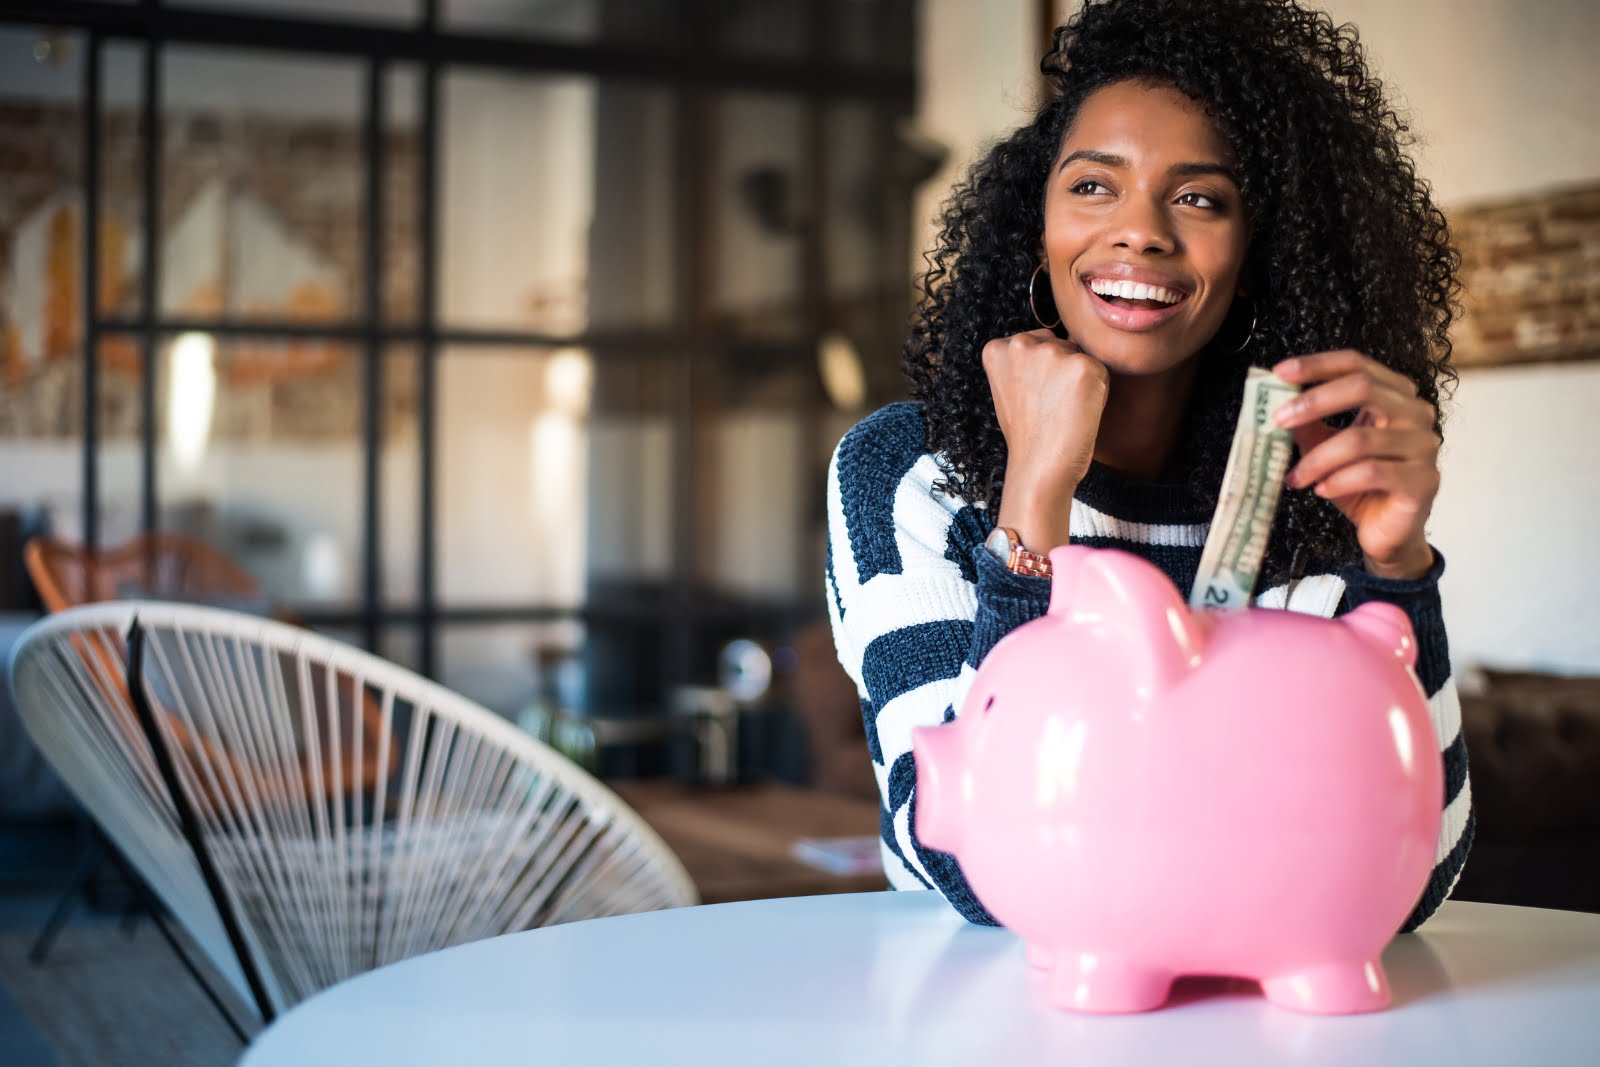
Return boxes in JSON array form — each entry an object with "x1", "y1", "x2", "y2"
[
  {"x1": 1287, "y1": 425, "x2": 1439, "y2": 490},
  {"x1": 1271, "y1": 371, "x2": 1414, "y2": 430},
  {"x1": 982, "y1": 329, "x2": 1109, "y2": 441},
  {"x1": 983, "y1": 332, "x2": 1105, "y2": 398},
  {"x1": 982, "y1": 330, "x2": 1083, "y2": 369},
  {"x1": 1273, "y1": 349, "x2": 1413, "y2": 394},
  {"x1": 1308, "y1": 456, "x2": 1439, "y2": 504},
  {"x1": 1272, "y1": 356, "x2": 1432, "y2": 432},
  {"x1": 1273, "y1": 350, "x2": 1441, "y2": 575},
  {"x1": 1289, "y1": 420, "x2": 1335, "y2": 459}
]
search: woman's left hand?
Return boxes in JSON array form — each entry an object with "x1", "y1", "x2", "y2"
[{"x1": 1271, "y1": 350, "x2": 1439, "y2": 580}]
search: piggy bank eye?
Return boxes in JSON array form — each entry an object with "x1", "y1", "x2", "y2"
[{"x1": 982, "y1": 694, "x2": 995, "y2": 715}]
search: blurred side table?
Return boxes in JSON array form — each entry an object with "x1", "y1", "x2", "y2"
[{"x1": 609, "y1": 780, "x2": 887, "y2": 904}]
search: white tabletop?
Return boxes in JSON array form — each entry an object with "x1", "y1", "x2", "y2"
[{"x1": 243, "y1": 892, "x2": 1600, "y2": 1066}]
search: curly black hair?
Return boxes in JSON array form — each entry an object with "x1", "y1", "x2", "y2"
[{"x1": 903, "y1": 0, "x2": 1460, "y2": 583}]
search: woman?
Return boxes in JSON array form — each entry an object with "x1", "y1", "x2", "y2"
[{"x1": 825, "y1": 0, "x2": 1472, "y2": 931}]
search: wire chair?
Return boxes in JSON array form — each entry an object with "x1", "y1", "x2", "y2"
[
  {"x1": 7, "y1": 601, "x2": 698, "y2": 1028},
  {"x1": 18, "y1": 533, "x2": 400, "y2": 975},
  {"x1": 23, "y1": 532, "x2": 397, "y2": 796}
]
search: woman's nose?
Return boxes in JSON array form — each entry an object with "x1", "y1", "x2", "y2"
[{"x1": 1110, "y1": 196, "x2": 1176, "y2": 254}]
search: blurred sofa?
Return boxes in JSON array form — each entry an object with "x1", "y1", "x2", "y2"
[
  {"x1": 786, "y1": 621, "x2": 879, "y2": 803},
  {"x1": 1452, "y1": 668, "x2": 1600, "y2": 913}
]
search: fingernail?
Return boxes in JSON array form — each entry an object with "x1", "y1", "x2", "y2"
[
  {"x1": 1285, "y1": 466, "x2": 1303, "y2": 488},
  {"x1": 1273, "y1": 401, "x2": 1298, "y2": 426},
  {"x1": 1275, "y1": 358, "x2": 1299, "y2": 378}
]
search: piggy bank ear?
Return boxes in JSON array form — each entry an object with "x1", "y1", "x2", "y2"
[
  {"x1": 1342, "y1": 602, "x2": 1418, "y2": 669},
  {"x1": 1047, "y1": 546, "x2": 1205, "y2": 697}
]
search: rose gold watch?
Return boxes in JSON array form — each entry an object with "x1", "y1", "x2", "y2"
[{"x1": 983, "y1": 526, "x2": 1053, "y2": 578}]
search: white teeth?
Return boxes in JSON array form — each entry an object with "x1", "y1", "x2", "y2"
[{"x1": 1088, "y1": 278, "x2": 1183, "y2": 305}]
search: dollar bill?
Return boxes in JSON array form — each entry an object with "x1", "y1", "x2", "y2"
[{"x1": 1190, "y1": 367, "x2": 1302, "y2": 611}]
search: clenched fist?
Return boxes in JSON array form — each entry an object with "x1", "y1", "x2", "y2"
[{"x1": 983, "y1": 329, "x2": 1110, "y2": 553}]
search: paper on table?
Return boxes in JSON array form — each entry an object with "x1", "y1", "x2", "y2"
[{"x1": 790, "y1": 835, "x2": 881, "y2": 876}]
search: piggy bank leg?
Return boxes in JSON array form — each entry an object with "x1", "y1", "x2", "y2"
[
  {"x1": 1025, "y1": 943, "x2": 1053, "y2": 971},
  {"x1": 1047, "y1": 952, "x2": 1174, "y2": 1013},
  {"x1": 1260, "y1": 960, "x2": 1390, "y2": 1014}
]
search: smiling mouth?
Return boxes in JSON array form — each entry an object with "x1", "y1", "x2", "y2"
[{"x1": 1085, "y1": 277, "x2": 1189, "y2": 312}]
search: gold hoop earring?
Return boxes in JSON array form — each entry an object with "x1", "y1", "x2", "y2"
[
  {"x1": 1029, "y1": 264, "x2": 1061, "y2": 330},
  {"x1": 1233, "y1": 297, "x2": 1258, "y2": 354}
]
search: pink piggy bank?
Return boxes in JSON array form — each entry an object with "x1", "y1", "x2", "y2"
[{"x1": 913, "y1": 545, "x2": 1440, "y2": 1015}]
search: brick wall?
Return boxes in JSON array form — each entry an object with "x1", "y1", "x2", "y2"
[
  {"x1": 0, "y1": 103, "x2": 419, "y2": 441},
  {"x1": 1449, "y1": 182, "x2": 1600, "y2": 368}
]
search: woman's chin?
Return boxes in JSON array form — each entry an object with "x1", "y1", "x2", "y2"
[{"x1": 1068, "y1": 330, "x2": 1201, "y2": 379}]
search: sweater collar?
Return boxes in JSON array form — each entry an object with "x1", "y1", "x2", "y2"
[{"x1": 1073, "y1": 460, "x2": 1213, "y2": 526}]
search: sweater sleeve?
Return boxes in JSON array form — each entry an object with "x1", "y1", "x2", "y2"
[
  {"x1": 1338, "y1": 550, "x2": 1475, "y2": 932},
  {"x1": 824, "y1": 405, "x2": 1049, "y2": 923}
]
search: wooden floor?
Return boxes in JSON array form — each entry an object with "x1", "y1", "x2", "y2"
[
  {"x1": 0, "y1": 890, "x2": 246, "y2": 1067},
  {"x1": 610, "y1": 780, "x2": 888, "y2": 904}
]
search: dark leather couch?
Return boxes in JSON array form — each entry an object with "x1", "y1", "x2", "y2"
[{"x1": 1452, "y1": 669, "x2": 1600, "y2": 913}]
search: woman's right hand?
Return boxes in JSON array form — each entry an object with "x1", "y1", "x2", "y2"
[{"x1": 983, "y1": 328, "x2": 1109, "y2": 551}]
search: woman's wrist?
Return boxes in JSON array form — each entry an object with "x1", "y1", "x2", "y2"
[
  {"x1": 1361, "y1": 541, "x2": 1435, "y2": 581},
  {"x1": 995, "y1": 479, "x2": 1078, "y2": 553}
]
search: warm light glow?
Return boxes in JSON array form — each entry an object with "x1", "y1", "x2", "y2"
[
  {"x1": 544, "y1": 348, "x2": 592, "y2": 416},
  {"x1": 301, "y1": 532, "x2": 344, "y2": 600},
  {"x1": 531, "y1": 413, "x2": 580, "y2": 517},
  {"x1": 531, "y1": 349, "x2": 591, "y2": 605},
  {"x1": 818, "y1": 330, "x2": 867, "y2": 410},
  {"x1": 167, "y1": 331, "x2": 216, "y2": 472}
]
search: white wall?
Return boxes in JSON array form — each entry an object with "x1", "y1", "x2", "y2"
[
  {"x1": 915, "y1": 0, "x2": 1600, "y2": 673},
  {"x1": 911, "y1": 0, "x2": 1042, "y2": 277},
  {"x1": 1428, "y1": 362, "x2": 1600, "y2": 670},
  {"x1": 1318, "y1": 0, "x2": 1600, "y2": 673},
  {"x1": 1319, "y1": 0, "x2": 1600, "y2": 208}
]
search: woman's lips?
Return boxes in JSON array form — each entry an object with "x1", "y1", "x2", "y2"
[{"x1": 1080, "y1": 277, "x2": 1190, "y2": 332}]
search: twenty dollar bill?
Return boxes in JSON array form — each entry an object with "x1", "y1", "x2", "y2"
[{"x1": 1189, "y1": 367, "x2": 1301, "y2": 611}]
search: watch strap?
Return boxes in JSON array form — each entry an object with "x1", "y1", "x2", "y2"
[{"x1": 988, "y1": 527, "x2": 1053, "y2": 578}]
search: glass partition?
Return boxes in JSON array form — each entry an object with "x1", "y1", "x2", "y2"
[
  {"x1": 0, "y1": 25, "x2": 85, "y2": 539},
  {"x1": 160, "y1": 46, "x2": 365, "y2": 325},
  {"x1": 0, "y1": 1, "x2": 919, "y2": 761},
  {"x1": 155, "y1": 335, "x2": 364, "y2": 608}
]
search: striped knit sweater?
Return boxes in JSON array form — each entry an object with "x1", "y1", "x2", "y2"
[{"x1": 825, "y1": 402, "x2": 1474, "y2": 933}]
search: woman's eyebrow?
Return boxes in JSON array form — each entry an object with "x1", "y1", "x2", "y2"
[
  {"x1": 1171, "y1": 161, "x2": 1239, "y2": 183},
  {"x1": 1057, "y1": 149, "x2": 1125, "y2": 171},
  {"x1": 1056, "y1": 150, "x2": 1238, "y2": 184}
]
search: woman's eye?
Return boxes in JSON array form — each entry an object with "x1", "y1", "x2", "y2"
[
  {"x1": 1177, "y1": 191, "x2": 1219, "y2": 209},
  {"x1": 1069, "y1": 179, "x2": 1110, "y2": 196}
]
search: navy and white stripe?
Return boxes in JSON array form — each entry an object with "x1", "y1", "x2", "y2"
[{"x1": 826, "y1": 402, "x2": 1474, "y2": 933}]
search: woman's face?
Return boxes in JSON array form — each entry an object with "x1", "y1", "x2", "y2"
[{"x1": 1043, "y1": 79, "x2": 1250, "y2": 376}]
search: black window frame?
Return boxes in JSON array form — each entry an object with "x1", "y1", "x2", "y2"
[{"x1": 0, "y1": 0, "x2": 916, "y2": 725}]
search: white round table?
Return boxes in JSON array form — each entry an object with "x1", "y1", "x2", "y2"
[{"x1": 242, "y1": 892, "x2": 1600, "y2": 1066}]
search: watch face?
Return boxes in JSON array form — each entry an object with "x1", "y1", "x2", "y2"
[{"x1": 983, "y1": 526, "x2": 1013, "y2": 563}]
